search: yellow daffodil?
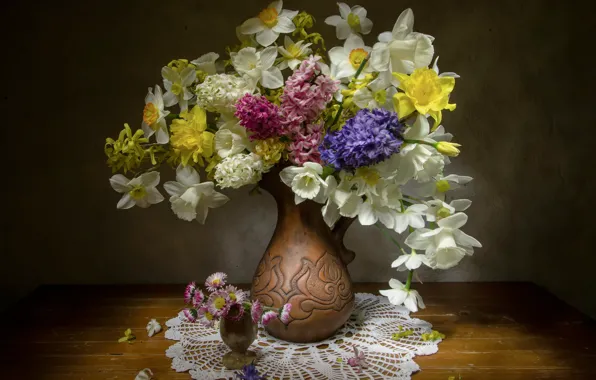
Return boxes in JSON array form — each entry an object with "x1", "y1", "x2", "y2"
[
  {"x1": 170, "y1": 106, "x2": 215, "y2": 166},
  {"x1": 392, "y1": 67, "x2": 456, "y2": 129}
]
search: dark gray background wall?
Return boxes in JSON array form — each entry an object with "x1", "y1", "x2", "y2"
[{"x1": 1, "y1": 0, "x2": 595, "y2": 317}]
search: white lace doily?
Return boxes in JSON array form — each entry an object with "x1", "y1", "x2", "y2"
[{"x1": 165, "y1": 293, "x2": 441, "y2": 379}]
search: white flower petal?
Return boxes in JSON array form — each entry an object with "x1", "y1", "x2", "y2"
[
  {"x1": 164, "y1": 181, "x2": 186, "y2": 197},
  {"x1": 271, "y1": 0, "x2": 282, "y2": 13},
  {"x1": 161, "y1": 66, "x2": 178, "y2": 83},
  {"x1": 240, "y1": 18, "x2": 265, "y2": 34},
  {"x1": 453, "y1": 229, "x2": 482, "y2": 248},
  {"x1": 344, "y1": 34, "x2": 365, "y2": 51},
  {"x1": 391, "y1": 254, "x2": 409, "y2": 268},
  {"x1": 352, "y1": 6, "x2": 367, "y2": 19},
  {"x1": 409, "y1": 214, "x2": 425, "y2": 229},
  {"x1": 336, "y1": 20, "x2": 351, "y2": 40},
  {"x1": 450, "y1": 199, "x2": 472, "y2": 211},
  {"x1": 403, "y1": 293, "x2": 418, "y2": 312},
  {"x1": 170, "y1": 196, "x2": 197, "y2": 222},
  {"x1": 140, "y1": 172, "x2": 160, "y2": 188},
  {"x1": 394, "y1": 213, "x2": 409, "y2": 233},
  {"x1": 146, "y1": 187, "x2": 164, "y2": 204},
  {"x1": 273, "y1": 16, "x2": 295, "y2": 33},
  {"x1": 175, "y1": 164, "x2": 200, "y2": 186},
  {"x1": 256, "y1": 28, "x2": 279, "y2": 47},
  {"x1": 328, "y1": 46, "x2": 348, "y2": 65},
  {"x1": 109, "y1": 174, "x2": 130, "y2": 193},
  {"x1": 437, "y1": 212, "x2": 468, "y2": 230},
  {"x1": 117, "y1": 194, "x2": 135, "y2": 209},
  {"x1": 413, "y1": 35, "x2": 435, "y2": 69},
  {"x1": 279, "y1": 9, "x2": 298, "y2": 19},
  {"x1": 405, "y1": 229, "x2": 432, "y2": 250},
  {"x1": 162, "y1": 91, "x2": 178, "y2": 107},
  {"x1": 206, "y1": 191, "x2": 230, "y2": 209},
  {"x1": 135, "y1": 368, "x2": 154, "y2": 380},
  {"x1": 338, "y1": 2, "x2": 351, "y2": 18},
  {"x1": 431, "y1": 247, "x2": 466, "y2": 270},
  {"x1": 261, "y1": 67, "x2": 284, "y2": 89},
  {"x1": 360, "y1": 17, "x2": 373, "y2": 34},
  {"x1": 260, "y1": 46, "x2": 278, "y2": 69},
  {"x1": 380, "y1": 287, "x2": 407, "y2": 306},
  {"x1": 322, "y1": 201, "x2": 341, "y2": 228},
  {"x1": 155, "y1": 123, "x2": 170, "y2": 144},
  {"x1": 392, "y1": 8, "x2": 414, "y2": 39},
  {"x1": 325, "y1": 15, "x2": 343, "y2": 26},
  {"x1": 195, "y1": 203, "x2": 209, "y2": 224},
  {"x1": 357, "y1": 202, "x2": 377, "y2": 225}
]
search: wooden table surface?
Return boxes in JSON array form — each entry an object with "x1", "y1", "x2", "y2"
[{"x1": 1, "y1": 283, "x2": 595, "y2": 379}]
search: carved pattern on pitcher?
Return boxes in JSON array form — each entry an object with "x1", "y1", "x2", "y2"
[{"x1": 252, "y1": 250, "x2": 353, "y2": 322}]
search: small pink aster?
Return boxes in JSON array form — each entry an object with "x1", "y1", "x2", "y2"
[
  {"x1": 184, "y1": 282, "x2": 196, "y2": 304},
  {"x1": 192, "y1": 290, "x2": 205, "y2": 308},
  {"x1": 226, "y1": 302, "x2": 245, "y2": 322},
  {"x1": 182, "y1": 308, "x2": 198, "y2": 323},
  {"x1": 348, "y1": 346, "x2": 368, "y2": 373},
  {"x1": 207, "y1": 290, "x2": 230, "y2": 318},
  {"x1": 224, "y1": 285, "x2": 247, "y2": 303},
  {"x1": 261, "y1": 310, "x2": 279, "y2": 326},
  {"x1": 279, "y1": 303, "x2": 292, "y2": 325},
  {"x1": 251, "y1": 299, "x2": 264, "y2": 324},
  {"x1": 197, "y1": 305, "x2": 216, "y2": 328},
  {"x1": 235, "y1": 94, "x2": 284, "y2": 141},
  {"x1": 205, "y1": 272, "x2": 227, "y2": 292}
]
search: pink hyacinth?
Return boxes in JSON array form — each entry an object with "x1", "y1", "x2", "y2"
[
  {"x1": 235, "y1": 94, "x2": 284, "y2": 141},
  {"x1": 281, "y1": 56, "x2": 338, "y2": 129},
  {"x1": 184, "y1": 282, "x2": 196, "y2": 304},
  {"x1": 251, "y1": 299, "x2": 264, "y2": 324},
  {"x1": 261, "y1": 310, "x2": 279, "y2": 326},
  {"x1": 279, "y1": 303, "x2": 292, "y2": 325},
  {"x1": 287, "y1": 121, "x2": 324, "y2": 165}
]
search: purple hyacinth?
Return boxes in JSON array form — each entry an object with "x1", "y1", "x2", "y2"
[{"x1": 320, "y1": 109, "x2": 404, "y2": 171}]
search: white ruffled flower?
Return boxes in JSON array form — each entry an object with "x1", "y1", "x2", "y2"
[
  {"x1": 195, "y1": 74, "x2": 252, "y2": 114},
  {"x1": 280, "y1": 162, "x2": 327, "y2": 204},
  {"x1": 380, "y1": 278, "x2": 425, "y2": 313},
  {"x1": 394, "y1": 203, "x2": 427, "y2": 233},
  {"x1": 425, "y1": 199, "x2": 471, "y2": 222},
  {"x1": 325, "y1": 2, "x2": 373, "y2": 40},
  {"x1": 190, "y1": 52, "x2": 219, "y2": 75},
  {"x1": 146, "y1": 319, "x2": 162, "y2": 337},
  {"x1": 214, "y1": 119, "x2": 251, "y2": 158},
  {"x1": 278, "y1": 36, "x2": 312, "y2": 70},
  {"x1": 353, "y1": 71, "x2": 397, "y2": 110},
  {"x1": 239, "y1": 0, "x2": 298, "y2": 47},
  {"x1": 135, "y1": 369, "x2": 153, "y2": 380},
  {"x1": 141, "y1": 85, "x2": 170, "y2": 144},
  {"x1": 329, "y1": 34, "x2": 372, "y2": 80},
  {"x1": 357, "y1": 193, "x2": 398, "y2": 229},
  {"x1": 370, "y1": 8, "x2": 435, "y2": 75},
  {"x1": 405, "y1": 213, "x2": 482, "y2": 270},
  {"x1": 321, "y1": 175, "x2": 363, "y2": 228},
  {"x1": 161, "y1": 66, "x2": 196, "y2": 111},
  {"x1": 109, "y1": 172, "x2": 164, "y2": 209},
  {"x1": 231, "y1": 46, "x2": 284, "y2": 89},
  {"x1": 214, "y1": 153, "x2": 264, "y2": 189},
  {"x1": 391, "y1": 250, "x2": 430, "y2": 271},
  {"x1": 164, "y1": 165, "x2": 229, "y2": 223}
]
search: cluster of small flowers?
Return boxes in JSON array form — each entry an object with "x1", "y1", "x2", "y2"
[
  {"x1": 182, "y1": 272, "x2": 292, "y2": 328},
  {"x1": 195, "y1": 74, "x2": 251, "y2": 114},
  {"x1": 235, "y1": 94, "x2": 285, "y2": 141},
  {"x1": 287, "y1": 121, "x2": 324, "y2": 165},
  {"x1": 214, "y1": 153, "x2": 264, "y2": 189}
]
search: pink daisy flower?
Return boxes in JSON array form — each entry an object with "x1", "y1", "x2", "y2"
[
  {"x1": 207, "y1": 290, "x2": 230, "y2": 318},
  {"x1": 279, "y1": 303, "x2": 292, "y2": 325},
  {"x1": 226, "y1": 302, "x2": 245, "y2": 322},
  {"x1": 184, "y1": 282, "x2": 196, "y2": 304},
  {"x1": 205, "y1": 272, "x2": 227, "y2": 292},
  {"x1": 197, "y1": 305, "x2": 216, "y2": 328},
  {"x1": 192, "y1": 290, "x2": 205, "y2": 308},
  {"x1": 251, "y1": 299, "x2": 264, "y2": 324},
  {"x1": 224, "y1": 285, "x2": 247, "y2": 303},
  {"x1": 182, "y1": 308, "x2": 198, "y2": 323},
  {"x1": 261, "y1": 310, "x2": 279, "y2": 326}
]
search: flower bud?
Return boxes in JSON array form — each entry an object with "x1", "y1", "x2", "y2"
[{"x1": 435, "y1": 141, "x2": 461, "y2": 157}]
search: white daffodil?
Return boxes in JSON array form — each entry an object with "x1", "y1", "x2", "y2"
[
  {"x1": 394, "y1": 203, "x2": 427, "y2": 233},
  {"x1": 141, "y1": 85, "x2": 170, "y2": 144},
  {"x1": 190, "y1": 52, "x2": 220, "y2": 75},
  {"x1": 328, "y1": 34, "x2": 372, "y2": 80},
  {"x1": 231, "y1": 46, "x2": 283, "y2": 89},
  {"x1": 239, "y1": 0, "x2": 298, "y2": 47},
  {"x1": 280, "y1": 162, "x2": 327, "y2": 204},
  {"x1": 405, "y1": 212, "x2": 481, "y2": 270},
  {"x1": 321, "y1": 175, "x2": 362, "y2": 228},
  {"x1": 214, "y1": 119, "x2": 251, "y2": 158},
  {"x1": 353, "y1": 71, "x2": 397, "y2": 110},
  {"x1": 380, "y1": 278, "x2": 425, "y2": 313},
  {"x1": 278, "y1": 36, "x2": 312, "y2": 70},
  {"x1": 324, "y1": 3, "x2": 373, "y2": 40},
  {"x1": 164, "y1": 165, "x2": 229, "y2": 224},
  {"x1": 397, "y1": 115, "x2": 445, "y2": 183},
  {"x1": 109, "y1": 172, "x2": 164, "y2": 209},
  {"x1": 161, "y1": 66, "x2": 196, "y2": 112},
  {"x1": 370, "y1": 8, "x2": 434, "y2": 75},
  {"x1": 146, "y1": 319, "x2": 162, "y2": 337},
  {"x1": 135, "y1": 369, "x2": 153, "y2": 380},
  {"x1": 409, "y1": 173, "x2": 473, "y2": 201},
  {"x1": 391, "y1": 250, "x2": 430, "y2": 271},
  {"x1": 425, "y1": 199, "x2": 471, "y2": 222},
  {"x1": 357, "y1": 193, "x2": 398, "y2": 229},
  {"x1": 432, "y1": 56, "x2": 460, "y2": 79}
]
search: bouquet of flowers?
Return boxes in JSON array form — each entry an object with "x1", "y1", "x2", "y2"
[
  {"x1": 104, "y1": 1, "x2": 481, "y2": 312},
  {"x1": 183, "y1": 272, "x2": 291, "y2": 326}
]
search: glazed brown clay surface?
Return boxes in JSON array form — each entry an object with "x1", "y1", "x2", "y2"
[{"x1": 251, "y1": 168, "x2": 355, "y2": 343}]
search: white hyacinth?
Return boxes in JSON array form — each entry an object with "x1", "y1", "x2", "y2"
[
  {"x1": 214, "y1": 153, "x2": 265, "y2": 189},
  {"x1": 195, "y1": 74, "x2": 252, "y2": 114}
]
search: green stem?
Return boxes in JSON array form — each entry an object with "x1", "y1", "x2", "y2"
[
  {"x1": 404, "y1": 139, "x2": 435, "y2": 147},
  {"x1": 405, "y1": 270, "x2": 414, "y2": 291},
  {"x1": 330, "y1": 54, "x2": 370, "y2": 127},
  {"x1": 375, "y1": 223, "x2": 407, "y2": 255},
  {"x1": 166, "y1": 113, "x2": 180, "y2": 120}
]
